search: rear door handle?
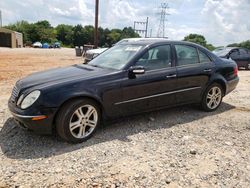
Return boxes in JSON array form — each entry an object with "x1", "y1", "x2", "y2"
[
  {"x1": 166, "y1": 74, "x2": 177, "y2": 78},
  {"x1": 204, "y1": 68, "x2": 212, "y2": 72}
]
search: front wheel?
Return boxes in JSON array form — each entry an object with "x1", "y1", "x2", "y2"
[
  {"x1": 56, "y1": 99, "x2": 101, "y2": 143},
  {"x1": 201, "y1": 83, "x2": 223, "y2": 112},
  {"x1": 245, "y1": 63, "x2": 250, "y2": 70}
]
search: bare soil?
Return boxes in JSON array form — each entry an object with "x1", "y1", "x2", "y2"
[{"x1": 0, "y1": 48, "x2": 249, "y2": 187}]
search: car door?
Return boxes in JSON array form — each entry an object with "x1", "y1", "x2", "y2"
[
  {"x1": 234, "y1": 49, "x2": 249, "y2": 68},
  {"x1": 174, "y1": 44, "x2": 214, "y2": 104},
  {"x1": 230, "y1": 49, "x2": 242, "y2": 66},
  {"x1": 115, "y1": 44, "x2": 178, "y2": 116}
]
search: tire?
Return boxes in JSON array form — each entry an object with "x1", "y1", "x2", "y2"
[
  {"x1": 56, "y1": 99, "x2": 101, "y2": 143},
  {"x1": 245, "y1": 63, "x2": 250, "y2": 70},
  {"x1": 201, "y1": 83, "x2": 223, "y2": 112}
]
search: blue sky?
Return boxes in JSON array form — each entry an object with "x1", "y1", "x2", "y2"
[{"x1": 1, "y1": 0, "x2": 250, "y2": 46}]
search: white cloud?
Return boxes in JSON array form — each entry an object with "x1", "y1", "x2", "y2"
[
  {"x1": 0, "y1": 0, "x2": 249, "y2": 45},
  {"x1": 201, "y1": 0, "x2": 250, "y2": 45},
  {"x1": 100, "y1": 0, "x2": 139, "y2": 28}
]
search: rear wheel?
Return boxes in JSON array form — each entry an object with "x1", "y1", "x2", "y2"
[
  {"x1": 245, "y1": 63, "x2": 250, "y2": 70},
  {"x1": 201, "y1": 83, "x2": 223, "y2": 112},
  {"x1": 56, "y1": 99, "x2": 100, "y2": 143}
]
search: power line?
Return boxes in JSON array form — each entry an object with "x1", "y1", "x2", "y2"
[
  {"x1": 157, "y1": 2, "x2": 170, "y2": 38},
  {"x1": 133, "y1": 17, "x2": 149, "y2": 38}
]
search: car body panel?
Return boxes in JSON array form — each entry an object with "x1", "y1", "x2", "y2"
[{"x1": 8, "y1": 40, "x2": 239, "y2": 135}]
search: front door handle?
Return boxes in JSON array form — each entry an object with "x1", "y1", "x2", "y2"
[
  {"x1": 166, "y1": 74, "x2": 177, "y2": 79},
  {"x1": 204, "y1": 69, "x2": 212, "y2": 73}
]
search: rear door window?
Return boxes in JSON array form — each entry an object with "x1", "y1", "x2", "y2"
[{"x1": 175, "y1": 45, "x2": 199, "y2": 66}]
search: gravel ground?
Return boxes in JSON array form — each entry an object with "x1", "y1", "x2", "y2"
[{"x1": 0, "y1": 48, "x2": 250, "y2": 187}]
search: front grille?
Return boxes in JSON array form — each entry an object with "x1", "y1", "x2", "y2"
[{"x1": 11, "y1": 85, "x2": 20, "y2": 102}]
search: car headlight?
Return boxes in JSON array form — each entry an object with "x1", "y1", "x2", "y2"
[{"x1": 19, "y1": 90, "x2": 41, "y2": 109}]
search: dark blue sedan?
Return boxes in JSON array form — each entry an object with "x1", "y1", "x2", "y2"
[{"x1": 9, "y1": 40, "x2": 239, "y2": 143}]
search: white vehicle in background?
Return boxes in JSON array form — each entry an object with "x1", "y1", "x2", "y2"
[
  {"x1": 84, "y1": 48, "x2": 108, "y2": 64},
  {"x1": 32, "y1": 42, "x2": 42, "y2": 48},
  {"x1": 84, "y1": 38, "x2": 168, "y2": 64}
]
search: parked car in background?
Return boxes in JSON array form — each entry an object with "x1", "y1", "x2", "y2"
[
  {"x1": 42, "y1": 43, "x2": 49, "y2": 49},
  {"x1": 84, "y1": 38, "x2": 168, "y2": 64},
  {"x1": 33, "y1": 42, "x2": 42, "y2": 48},
  {"x1": 84, "y1": 48, "x2": 108, "y2": 64},
  {"x1": 213, "y1": 47, "x2": 250, "y2": 70},
  {"x1": 49, "y1": 42, "x2": 61, "y2": 49},
  {"x1": 9, "y1": 40, "x2": 239, "y2": 143},
  {"x1": 212, "y1": 47, "x2": 224, "y2": 53},
  {"x1": 53, "y1": 42, "x2": 61, "y2": 48}
]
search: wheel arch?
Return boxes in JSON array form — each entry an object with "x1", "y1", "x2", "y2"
[
  {"x1": 212, "y1": 79, "x2": 226, "y2": 96},
  {"x1": 205, "y1": 74, "x2": 227, "y2": 97},
  {"x1": 52, "y1": 94, "x2": 104, "y2": 132}
]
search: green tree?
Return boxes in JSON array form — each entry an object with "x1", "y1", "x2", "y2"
[
  {"x1": 4, "y1": 19, "x2": 143, "y2": 48},
  {"x1": 72, "y1": 24, "x2": 85, "y2": 47},
  {"x1": 183, "y1": 34, "x2": 215, "y2": 51},
  {"x1": 34, "y1": 20, "x2": 57, "y2": 43},
  {"x1": 107, "y1": 29, "x2": 122, "y2": 45},
  {"x1": 56, "y1": 24, "x2": 74, "y2": 46},
  {"x1": 5, "y1": 20, "x2": 30, "y2": 43},
  {"x1": 121, "y1": 27, "x2": 140, "y2": 38},
  {"x1": 184, "y1": 34, "x2": 207, "y2": 47},
  {"x1": 228, "y1": 40, "x2": 250, "y2": 50}
]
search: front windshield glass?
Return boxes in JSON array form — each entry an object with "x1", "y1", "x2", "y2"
[
  {"x1": 213, "y1": 48, "x2": 231, "y2": 56},
  {"x1": 89, "y1": 44, "x2": 143, "y2": 70}
]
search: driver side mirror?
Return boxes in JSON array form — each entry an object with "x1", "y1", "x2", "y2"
[{"x1": 128, "y1": 66, "x2": 145, "y2": 79}]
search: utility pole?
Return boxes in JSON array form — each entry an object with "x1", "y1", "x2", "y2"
[
  {"x1": 145, "y1": 17, "x2": 149, "y2": 38},
  {"x1": 157, "y1": 2, "x2": 170, "y2": 38},
  {"x1": 0, "y1": 10, "x2": 2, "y2": 27},
  {"x1": 94, "y1": 0, "x2": 99, "y2": 48},
  {"x1": 133, "y1": 17, "x2": 149, "y2": 38}
]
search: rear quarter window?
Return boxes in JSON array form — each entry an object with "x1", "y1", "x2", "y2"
[{"x1": 198, "y1": 50, "x2": 212, "y2": 63}]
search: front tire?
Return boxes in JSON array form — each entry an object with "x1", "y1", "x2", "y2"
[
  {"x1": 56, "y1": 99, "x2": 101, "y2": 143},
  {"x1": 201, "y1": 83, "x2": 223, "y2": 112},
  {"x1": 245, "y1": 63, "x2": 250, "y2": 70}
]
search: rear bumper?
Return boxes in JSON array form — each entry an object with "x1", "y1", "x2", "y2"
[
  {"x1": 226, "y1": 77, "x2": 239, "y2": 95},
  {"x1": 8, "y1": 100, "x2": 57, "y2": 135}
]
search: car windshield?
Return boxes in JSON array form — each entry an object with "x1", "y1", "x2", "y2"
[
  {"x1": 213, "y1": 48, "x2": 231, "y2": 56},
  {"x1": 89, "y1": 44, "x2": 143, "y2": 70}
]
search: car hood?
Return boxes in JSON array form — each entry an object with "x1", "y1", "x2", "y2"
[{"x1": 17, "y1": 64, "x2": 114, "y2": 89}]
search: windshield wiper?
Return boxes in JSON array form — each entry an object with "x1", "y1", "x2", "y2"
[{"x1": 89, "y1": 64, "x2": 103, "y2": 68}]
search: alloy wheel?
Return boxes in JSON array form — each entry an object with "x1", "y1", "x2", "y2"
[
  {"x1": 69, "y1": 105, "x2": 98, "y2": 139},
  {"x1": 206, "y1": 86, "x2": 222, "y2": 110}
]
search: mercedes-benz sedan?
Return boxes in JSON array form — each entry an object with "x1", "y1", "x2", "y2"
[{"x1": 9, "y1": 40, "x2": 239, "y2": 143}]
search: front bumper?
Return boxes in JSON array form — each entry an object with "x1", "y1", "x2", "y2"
[{"x1": 8, "y1": 100, "x2": 57, "y2": 135}]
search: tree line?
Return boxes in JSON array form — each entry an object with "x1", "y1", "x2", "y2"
[
  {"x1": 5, "y1": 20, "x2": 140, "y2": 47},
  {"x1": 184, "y1": 34, "x2": 250, "y2": 50},
  {"x1": 4, "y1": 20, "x2": 250, "y2": 50}
]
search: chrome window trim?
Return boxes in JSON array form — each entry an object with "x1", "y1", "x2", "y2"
[
  {"x1": 175, "y1": 61, "x2": 214, "y2": 68},
  {"x1": 115, "y1": 86, "x2": 201, "y2": 105},
  {"x1": 145, "y1": 66, "x2": 175, "y2": 74}
]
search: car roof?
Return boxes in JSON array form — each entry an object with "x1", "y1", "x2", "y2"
[
  {"x1": 223, "y1": 47, "x2": 250, "y2": 51},
  {"x1": 119, "y1": 39, "x2": 206, "y2": 48}
]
